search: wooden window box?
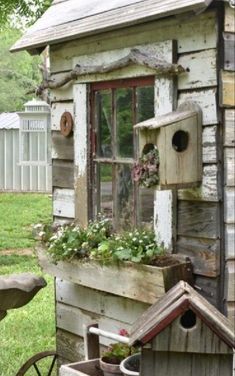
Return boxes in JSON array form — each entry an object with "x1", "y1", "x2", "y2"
[{"x1": 37, "y1": 247, "x2": 193, "y2": 305}]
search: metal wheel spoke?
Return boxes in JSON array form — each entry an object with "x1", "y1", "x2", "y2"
[
  {"x1": 16, "y1": 351, "x2": 57, "y2": 376},
  {"x1": 33, "y1": 362, "x2": 42, "y2": 376},
  {"x1": 47, "y1": 355, "x2": 57, "y2": 376}
]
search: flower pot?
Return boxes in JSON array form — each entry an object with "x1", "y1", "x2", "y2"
[
  {"x1": 120, "y1": 354, "x2": 140, "y2": 376},
  {"x1": 99, "y1": 357, "x2": 122, "y2": 376}
]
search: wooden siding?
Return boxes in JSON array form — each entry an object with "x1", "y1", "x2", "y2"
[
  {"x1": 220, "y1": 71, "x2": 235, "y2": 107},
  {"x1": 223, "y1": 3, "x2": 235, "y2": 326},
  {"x1": 53, "y1": 188, "x2": 75, "y2": 218},
  {"x1": 141, "y1": 349, "x2": 233, "y2": 376},
  {"x1": 55, "y1": 279, "x2": 149, "y2": 361},
  {"x1": 49, "y1": 10, "x2": 217, "y2": 73}
]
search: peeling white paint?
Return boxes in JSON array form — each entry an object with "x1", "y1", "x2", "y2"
[
  {"x1": 154, "y1": 73, "x2": 175, "y2": 252},
  {"x1": 154, "y1": 190, "x2": 174, "y2": 251},
  {"x1": 74, "y1": 84, "x2": 87, "y2": 177}
]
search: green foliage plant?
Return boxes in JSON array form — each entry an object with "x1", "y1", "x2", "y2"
[
  {"x1": 44, "y1": 216, "x2": 164, "y2": 265},
  {"x1": 47, "y1": 216, "x2": 112, "y2": 262},
  {"x1": 101, "y1": 329, "x2": 138, "y2": 365}
]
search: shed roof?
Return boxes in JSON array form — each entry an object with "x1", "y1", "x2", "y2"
[
  {"x1": 129, "y1": 281, "x2": 235, "y2": 348},
  {"x1": 11, "y1": 0, "x2": 214, "y2": 53},
  {"x1": 0, "y1": 113, "x2": 20, "y2": 129}
]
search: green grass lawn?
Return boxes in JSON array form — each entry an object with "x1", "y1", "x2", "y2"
[
  {"x1": 0, "y1": 193, "x2": 52, "y2": 250},
  {"x1": 0, "y1": 193, "x2": 55, "y2": 375}
]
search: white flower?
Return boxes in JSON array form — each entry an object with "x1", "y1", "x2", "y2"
[{"x1": 33, "y1": 223, "x2": 42, "y2": 229}]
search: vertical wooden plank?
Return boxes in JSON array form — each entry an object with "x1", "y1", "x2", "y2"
[
  {"x1": 141, "y1": 348, "x2": 155, "y2": 376},
  {"x1": 220, "y1": 71, "x2": 235, "y2": 108},
  {"x1": 223, "y1": 33, "x2": 235, "y2": 71},
  {"x1": 224, "y1": 110, "x2": 235, "y2": 147},
  {"x1": 224, "y1": 261, "x2": 235, "y2": 302},
  {"x1": 83, "y1": 323, "x2": 100, "y2": 360},
  {"x1": 225, "y1": 224, "x2": 235, "y2": 261},
  {"x1": 154, "y1": 41, "x2": 176, "y2": 252},
  {"x1": 74, "y1": 84, "x2": 88, "y2": 225},
  {"x1": 154, "y1": 190, "x2": 177, "y2": 251},
  {"x1": 225, "y1": 4, "x2": 235, "y2": 33},
  {"x1": 224, "y1": 187, "x2": 235, "y2": 224},
  {"x1": 224, "y1": 148, "x2": 235, "y2": 187}
]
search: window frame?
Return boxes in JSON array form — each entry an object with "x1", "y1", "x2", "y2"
[{"x1": 89, "y1": 76, "x2": 155, "y2": 228}]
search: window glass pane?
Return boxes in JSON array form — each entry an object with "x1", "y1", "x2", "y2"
[
  {"x1": 100, "y1": 164, "x2": 113, "y2": 219},
  {"x1": 116, "y1": 164, "x2": 134, "y2": 229},
  {"x1": 136, "y1": 86, "x2": 154, "y2": 123},
  {"x1": 139, "y1": 187, "x2": 154, "y2": 226},
  {"x1": 116, "y1": 88, "x2": 133, "y2": 158},
  {"x1": 95, "y1": 90, "x2": 112, "y2": 158}
]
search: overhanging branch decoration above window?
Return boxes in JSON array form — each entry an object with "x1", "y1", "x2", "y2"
[
  {"x1": 18, "y1": 100, "x2": 50, "y2": 166},
  {"x1": 28, "y1": 48, "x2": 186, "y2": 97}
]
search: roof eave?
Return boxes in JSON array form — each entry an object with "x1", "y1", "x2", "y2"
[{"x1": 10, "y1": 0, "x2": 214, "y2": 54}]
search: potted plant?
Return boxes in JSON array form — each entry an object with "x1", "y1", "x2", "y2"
[{"x1": 99, "y1": 330, "x2": 138, "y2": 376}]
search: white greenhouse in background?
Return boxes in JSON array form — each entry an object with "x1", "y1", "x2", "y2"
[{"x1": 0, "y1": 100, "x2": 51, "y2": 192}]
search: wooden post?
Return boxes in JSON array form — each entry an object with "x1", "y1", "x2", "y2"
[
  {"x1": 154, "y1": 40, "x2": 177, "y2": 252},
  {"x1": 73, "y1": 84, "x2": 89, "y2": 226},
  {"x1": 83, "y1": 323, "x2": 100, "y2": 360}
]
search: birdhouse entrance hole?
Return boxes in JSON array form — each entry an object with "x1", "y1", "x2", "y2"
[
  {"x1": 180, "y1": 309, "x2": 197, "y2": 329},
  {"x1": 172, "y1": 130, "x2": 189, "y2": 152}
]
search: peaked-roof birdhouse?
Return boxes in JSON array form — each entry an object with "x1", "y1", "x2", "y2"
[
  {"x1": 135, "y1": 102, "x2": 202, "y2": 189},
  {"x1": 129, "y1": 281, "x2": 235, "y2": 376}
]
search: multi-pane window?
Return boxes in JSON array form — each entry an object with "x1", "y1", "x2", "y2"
[{"x1": 90, "y1": 77, "x2": 155, "y2": 230}]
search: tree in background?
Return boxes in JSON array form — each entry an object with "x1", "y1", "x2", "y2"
[
  {"x1": 0, "y1": 28, "x2": 41, "y2": 112},
  {"x1": 0, "y1": 0, "x2": 52, "y2": 28},
  {"x1": 0, "y1": 1, "x2": 52, "y2": 112}
]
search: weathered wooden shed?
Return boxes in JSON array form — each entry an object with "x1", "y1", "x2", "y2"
[{"x1": 11, "y1": 0, "x2": 235, "y2": 367}]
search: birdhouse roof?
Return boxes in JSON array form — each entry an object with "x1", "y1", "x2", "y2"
[
  {"x1": 134, "y1": 110, "x2": 197, "y2": 130},
  {"x1": 11, "y1": 0, "x2": 214, "y2": 53},
  {"x1": 129, "y1": 281, "x2": 235, "y2": 349}
]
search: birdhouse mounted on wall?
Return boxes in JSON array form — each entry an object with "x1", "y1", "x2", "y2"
[
  {"x1": 135, "y1": 102, "x2": 202, "y2": 189},
  {"x1": 129, "y1": 281, "x2": 235, "y2": 376}
]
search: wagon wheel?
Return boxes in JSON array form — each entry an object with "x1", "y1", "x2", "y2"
[{"x1": 16, "y1": 351, "x2": 57, "y2": 376}]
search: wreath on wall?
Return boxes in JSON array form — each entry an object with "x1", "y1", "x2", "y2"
[{"x1": 132, "y1": 144, "x2": 160, "y2": 188}]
